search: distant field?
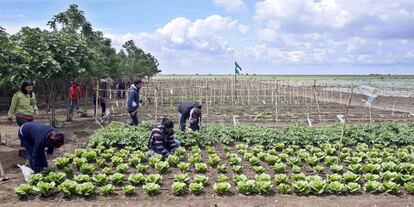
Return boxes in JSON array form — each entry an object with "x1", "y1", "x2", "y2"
[{"x1": 154, "y1": 74, "x2": 414, "y2": 97}]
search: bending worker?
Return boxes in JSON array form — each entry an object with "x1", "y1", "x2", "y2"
[
  {"x1": 178, "y1": 101, "x2": 202, "y2": 132},
  {"x1": 147, "y1": 118, "x2": 180, "y2": 158},
  {"x1": 19, "y1": 122, "x2": 64, "y2": 173}
]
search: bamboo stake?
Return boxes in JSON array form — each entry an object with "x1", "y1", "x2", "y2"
[
  {"x1": 337, "y1": 85, "x2": 354, "y2": 163},
  {"x1": 313, "y1": 80, "x2": 322, "y2": 122}
]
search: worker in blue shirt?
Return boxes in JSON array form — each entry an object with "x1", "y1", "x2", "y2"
[{"x1": 18, "y1": 122, "x2": 65, "y2": 173}]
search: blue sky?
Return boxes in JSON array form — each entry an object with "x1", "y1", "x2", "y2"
[{"x1": 1, "y1": 0, "x2": 414, "y2": 75}]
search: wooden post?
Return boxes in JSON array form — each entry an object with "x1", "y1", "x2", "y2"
[
  {"x1": 313, "y1": 80, "x2": 322, "y2": 122},
  {"x1": 337, "y1": 85, "x2": 354, "y2": 163},
  {"x1": 95, "y1": 80, "x2": 99, "y2": 119},
  {"x1": 155, "y1": 87, "x2": 158, "y2": 122}
]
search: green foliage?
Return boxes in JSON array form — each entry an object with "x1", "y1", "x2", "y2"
[
  {"x1": 145, "y1": 174, "x2": 162, "y2": 184},
  {"x1": 236, "y1": 180, "x2": 256, "y2": 195},
  {"x1": 213, "y1": 182, "x2": 231, "y2": 194},
  {"x1": 189, "y1": 182, "x2": 204, "y2": 195},
  {"x1": 193, "y1": 175, "x2": 209, "y2": 186},
  {"x1": 143, "y1": 183, "x2": 160, "y2": 196},
  {"x1": 128, "y1": 173, "x2": 145, "y2": 186},
  {"x1": 35, "y1": 181, "x2": 55, "y2": 197},
  {"x1": 136, "y1": 164, "x2": 149, "y2": 173},
  {"x1": 57, "y1": 180, "x2": 79, "y2": 197},
  {"x1": 110, "y1": 173, "x2": 124, "y2": 185},
  {"x1": 276, "y1": 183, "x2": 292, "y2": 194},
  {"x1": 171, "y1": 182, "x2": 186, "y2": 196},
  {"x1": 155, "y1": 161, "x2": 170, "y2": 174},
  {"x1": 177, "y1": 162, "x2": 190, "y2": 173},
  {"x1": 346, "y1": 182, "x2": 360, "y2": 193},
  {"x1": 194, "y1": 163, "x2": 208, "y2": 173},
  {"x1": 15, "y1": 184, "x2": 35, "y2": 198},
  {"x1": 167, "y1": 155, "x2": 180, "y2": 167},
  {"x1": 217, "y1": 165, "x2": 227, "y2": 173},
  {"x1": 92, "y1": 173, "x2": 108, "y2": 186},
  {"x1": 174, "y1": 174, "x2": 190, "y2": 183},
  {"x1": 80, "y1": 163, "x2": 96, "y2": 174},
  {"x1": 217, "y1": 174, "x2": 228, "y2": 183},
  {"x1": 46, "y1": 172, "x2": 66, "y2": 184},
  {"x1": 100, "y1": 184, "x2": 115, "y2": 196},
  {"x1": 123, "y1": 185, "x2": 135, "y2": 196},
  {"x1": 74, "y1": 174, "x2": 90, "y2": 183}
]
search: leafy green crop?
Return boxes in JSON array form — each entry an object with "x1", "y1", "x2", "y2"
[
  {"x1": 233, "y1": 174, "x2": 248, "y2": 183},
  {"x1": 123, "y1": 185, "x2": 135, "y2": 196},
  {"x1": 57, "y1": 180, "x2": 79, "y2": 197},
  {"x1": 236, "y1": 180, "x2": 255, "y2": 195},
  {"x1": 15, "y1": 184, "x2": 35, "y2": 198},
  {"x1": 194, "y1": 163, "x2": 208, "y2": 173},
  {"x1": 80, "y1": 163, "x2": 96, "y2": 174},
  {"x1": 35, "y1": 181, "x2": 55, "y2": 197},
  {"x1": 74, "y1": 174, "x2": 90, "y2": 183},
  {"x1": 217, "y1": 174, "x2": 228, "y2": 183},
  {"x1": 136, "y1": 164, "x2": 149, "y2": 173},
  {"x1": 145, "y1": 174, "x2": 162, "y2": 184},
  {"x1": 128, "y1": 156, "x2": 141, "y2": 168},
  {"x1": 171, "y1": 182, "x2": 186, "y2": 196},
  {"x1": 167, "y1": 155, "x2": 180, "y2": 167},
  {"x1": 207, "y1": 155, "x2": 221, "y2": 167},
  {"x1": 255, "y1": 181, "x2": 272, "y2": 194},
  {"x1": 46, "y1": 172, "x2": 66, "y2": 184},
  {"x1": 128, "y1": 173, "x2": 145, "y2": 186},
  {"x1": 364, "y1": 181, "x2": 383, "y2": 193},
  {"x1": 143, "y1": 183, "x2": 160, "y2": 196},
  {"x1": 213, "y1": 182, "x2": 231, "y2": 194},
  {"x1": 155, "y1": 161, "x2": 170, "y2": 174},
  {"x1": 310, "y1": 180, "x2": 326, "y2": 194},
  {"x1": 100, "y1": 184, "x2": 115, "y2": 196},
  {"x1": 189, "y1": 182, "x2": 204, "y2": 195},
  {"x1": 232, "y1": 165, "x2": 244, "y2": 174},
  {"x1": 178, "y1": 162, "x2": 190, "y2": 173},
  {"x1": 193, "y1": 175, "x2": 209, "y2": 186},
  {"x1": 110, "y1": 173, "x2": 124, "y2": 185},
  {"x1": 273, "y1": 163, "x2": 286, "y2": 173},
  {"x1": 274, "y1": 174, "x2": 289, "y2": 184},
  {"x1": 276, "y1": 183, "x2": 292, "y2": 194},
  {"x1": 293, "y1": 180, "x2": 310, "y2": 195},
  {"x1": 53, "y1": 157, "x2": 70, "y2": 169},
  {"x1": 328, "y1": 181, "x2": 344, "y2": 193},
  {"x1": 92, "y1": 173, "x2": 108, "y2": 186},
  {"x1": 346, "y1": 182, "x2": 360, "y2": 193},
  {"x1": 174, "y1": 174, "x2": 190, "y2": 183},
  {"x1": 217, "y1": 165, "x2": 227, "y2": 173}
]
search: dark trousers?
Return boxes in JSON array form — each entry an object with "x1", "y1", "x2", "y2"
[
  {"x1": 18, "y1": 131, "x2": 47, "y2": 173},
  {"x1": 129, "y1": 111, "x2": 138, "y2": 126},
  {"x1": 70, "y1": 99, "x2": 79, "y2": 113}
]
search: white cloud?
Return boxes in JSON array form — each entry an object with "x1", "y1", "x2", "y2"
[
  {"x1": 213, "y1": 0, "x2": 247, "y2": 13},
  {"x1": 238, "y1": 24, "x2": 249, "y2": 34}
]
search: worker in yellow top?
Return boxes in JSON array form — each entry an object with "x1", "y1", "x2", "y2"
[{"x1": 8, "y1": 80, "x2": 39, "y2": 156}]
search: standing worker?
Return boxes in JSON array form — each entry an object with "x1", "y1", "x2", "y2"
[
  {"x1": 8, "y1": 80, "x2": 39, "y2": 156},
  {"x1": 177, "y1": 101, "x2": 202, "y2": 132},
  {"x1": 127, "y1": 80, "x2": 142, "y2": 126},
  {"x1": 19, "y1": 122, "x2": 64, "y2": 173},
  {"x1": 69, "y1": 81, "x2": 81, "y2": 114}
]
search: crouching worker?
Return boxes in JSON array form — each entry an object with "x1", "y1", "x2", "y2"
[
  {"x1": 178, "y1": 101, "x2": 202, "y2": 132},
  {"x1": 147, "y1": 118, "x2": 180, "y2": 158},
  {"x1": 19, "y1": 122, "x2": 64, "y2": 173}
]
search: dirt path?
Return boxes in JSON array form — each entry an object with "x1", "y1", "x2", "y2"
[{"x1": 1, "y1": 194, "x2": 413, "y2": 207}]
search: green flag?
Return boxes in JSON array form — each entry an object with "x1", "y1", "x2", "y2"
[{"x1": 235, "y1": 61, "x2": 242, "y2": 75}]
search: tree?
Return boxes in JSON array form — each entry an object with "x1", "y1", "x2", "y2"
[{"x1": 120, "y1": 40, "x2": 160, "y2": 78}]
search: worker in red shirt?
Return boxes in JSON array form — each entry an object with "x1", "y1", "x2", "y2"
[{"x1": 69, "y1": 81, "x2": 81, "y2": 114}]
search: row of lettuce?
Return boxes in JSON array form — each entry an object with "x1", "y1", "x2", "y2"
[{"x1": 89, "y1": 121, "x2": 414, "y2": 148}]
